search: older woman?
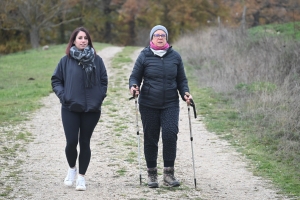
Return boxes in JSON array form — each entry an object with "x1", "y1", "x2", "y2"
[{"x1": 129, "y1": 25, "x2": 193, "y2": 188}]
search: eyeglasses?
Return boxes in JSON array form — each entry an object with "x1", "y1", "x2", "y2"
[{"x1": 153, "y1": 34, "x2": 166, "y2": 38}]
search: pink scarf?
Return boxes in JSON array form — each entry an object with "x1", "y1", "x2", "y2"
[{"x1": 150, "y1": 41, "x2": 170, "y2": 50}]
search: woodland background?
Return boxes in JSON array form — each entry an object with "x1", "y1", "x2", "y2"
[{"x1": 0, "y1": 0, "x2": 300, "y2": 54}]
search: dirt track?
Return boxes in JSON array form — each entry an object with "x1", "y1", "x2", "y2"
[{"x1": 8, "y1": 46, "x2": 289, "y2": 200}]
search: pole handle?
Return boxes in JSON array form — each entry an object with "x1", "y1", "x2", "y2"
[
  {"x1": 185, "y1": 92, "x2": 197, "y2": 118},
  {"x1": 129, "y1": 84, "x2": 138, "y2": 100},
  {"x1": 190, "y1": 99, "x2": 197, "y2": 119}
]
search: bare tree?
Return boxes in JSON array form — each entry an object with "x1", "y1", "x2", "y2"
[{"x1": 0, "y1": 0, "x2": 81, "y2": 48}]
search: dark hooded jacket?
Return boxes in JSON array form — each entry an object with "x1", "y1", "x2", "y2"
[
  {"x1": 129, "y1": 46, "x2": 189, "y2": 109},
  {"x1": 51, "y1": 54, "x2": 107, "y2": 112}
]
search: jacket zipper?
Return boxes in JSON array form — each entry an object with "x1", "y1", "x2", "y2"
[
  {"x1": 162, "y1": 57, "x2": 166, "y2": 108},
  {"x1": 80, "y1": 62, "x2": 88, "y2": 111}
]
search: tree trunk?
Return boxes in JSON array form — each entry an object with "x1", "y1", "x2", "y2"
[
  {"x1": 29, "y1": 25, "x2": 40, "y2": 49},
  {"x1": 128, "y1": 19, "x2": 135, "y2": 45},
  {"x1": 59, "y1": 23, "x2": 65, "y2": 44},
  {"x1": 103, "y1": 0, "x2": 112, "y2": 43},
  {"x1": 242, "y1": 6, "x2": 247, "y2": 31}
]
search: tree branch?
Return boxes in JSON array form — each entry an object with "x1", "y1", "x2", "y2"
[{"x1": 50, "y1": 17, "x2": 82, "y2": 28}]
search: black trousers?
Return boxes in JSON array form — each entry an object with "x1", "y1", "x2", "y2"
[
  {"x1": 61, "y1": 107, "x2": 100, "y2": 175},
  {"x1": 139, "y1": 104, "x2": 179, "y2": 168}
]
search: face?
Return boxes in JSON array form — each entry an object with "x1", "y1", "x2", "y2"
[
  {"x1": 73, "y1": 31, "x2": 88, "y2": 50},
  {"x1": 151, "y1": 30, "x2": 167, "y2": 47}
]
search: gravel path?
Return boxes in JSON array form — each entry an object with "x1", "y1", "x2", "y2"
[{"x1": 8, "y1": 46, "x2": 289, "y2": 200}]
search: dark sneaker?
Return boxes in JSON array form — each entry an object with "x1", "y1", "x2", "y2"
[
  {"x1": 163, "y1": 167, "x2": 180, "y2": 187},
  {"x1": 147, "y1": 168, "x2": 159, "y2": 188}
]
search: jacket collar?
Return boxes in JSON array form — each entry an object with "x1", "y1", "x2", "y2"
[{"x1": 145, "y1": 45, "x2": 173, "y2": 57}]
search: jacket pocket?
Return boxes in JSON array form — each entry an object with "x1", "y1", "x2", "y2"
[
  {"x1": 64, "y1": 94, "x2": 85, "y2": 112},
  {"x1": 68, "y1": 103, "x2": 85, "y2": 112},
  {"x1": 141, "y1": 84, "x2": 150, "y2": 95}
]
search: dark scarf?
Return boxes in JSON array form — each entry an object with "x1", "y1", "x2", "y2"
[{"x1": 70, "y1": 46, "x2": 96, "y2": 88}]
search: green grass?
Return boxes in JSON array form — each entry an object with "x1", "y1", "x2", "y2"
[
  {"x1": 111, "y1": 46, "x2": 138, "y2": 69},
  {"x1": 248, "y1": 21, "x2": 300, "y2": 40},
  {"x1": 125, "y1": 151, "x2": 136, "y2": 163},
  {"x1": 116, "y1": 168, "x2": 127, "y2": 176}
]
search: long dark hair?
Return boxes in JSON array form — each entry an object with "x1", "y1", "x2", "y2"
[{"x1": 65, "y1": 27, "x2": 96, "y2": 56}]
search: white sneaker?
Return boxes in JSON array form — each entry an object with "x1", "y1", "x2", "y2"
[
  {"x1": 64, "y1": 167, "x2": 77, "y2": 186},
  {"x1": 76, "y1": 176, "x2": 86, "y2": 191}
]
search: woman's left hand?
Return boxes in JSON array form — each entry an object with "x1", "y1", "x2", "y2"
[{"x1": 184, "y1": 92, "x2": 193, "y2": 105}]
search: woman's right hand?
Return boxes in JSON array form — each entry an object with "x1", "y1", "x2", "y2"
[
  {"x1": 184, "y1": 92, "x2": 193, "y2": 105},
  {"x1": 130, "y1": 85, "x2": 139, "y2": 97}
]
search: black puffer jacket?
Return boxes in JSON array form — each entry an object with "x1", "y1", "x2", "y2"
[
  {"x1": 51, "y1": 54, "x2": 108, "y2": 112},
  {"x1": 129, "y1": 46, "x2": 189, "y2": 109}
]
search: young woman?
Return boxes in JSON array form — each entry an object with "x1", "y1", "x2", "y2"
[{"x1": 51, "y1": 27, "x2": 108, "y2": 191}]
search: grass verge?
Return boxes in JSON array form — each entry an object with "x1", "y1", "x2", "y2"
[
  {"x1": 185, "y1": 63, "x2": 300, "y2": 198},
  {"x1": 248, "y1": 21, "x2": 300, "y2": 40}
]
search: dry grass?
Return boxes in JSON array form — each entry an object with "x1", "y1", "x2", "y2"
[{"x1": 176, "y1": 26, "x2": 300, "y2": 191}]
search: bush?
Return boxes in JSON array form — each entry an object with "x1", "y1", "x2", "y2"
[{"x1": 0, "y1": 40, "x2": 29, "y2": 54}]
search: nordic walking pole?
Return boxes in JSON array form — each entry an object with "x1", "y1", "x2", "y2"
[
  {"x1": 186, "y1": 92, "x2": 197, "y2": 189},
  {"x1": 129, "y1": 85, "x2": 142, "y2": 185}
]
